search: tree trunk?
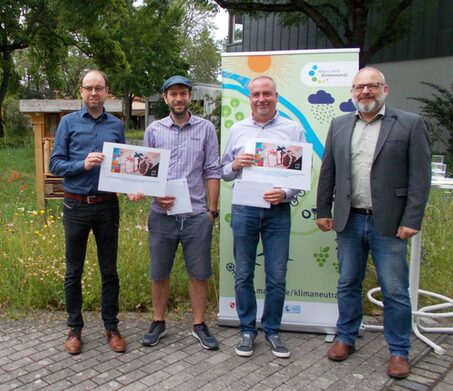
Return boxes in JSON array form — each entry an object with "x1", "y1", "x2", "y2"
[
  {"x1": 123, "y1": 90, "x2": 133, "y2": 130},
  {"x1": 0, "y1": 50, "x2": 13, "y2": 138}
]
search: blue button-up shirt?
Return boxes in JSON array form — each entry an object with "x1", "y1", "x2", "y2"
[
  {"x1": 144, "y1": 113, "x2": 221, "y2": 216},
  {"x1": 50, "y1": 106, "x2": 125, "y2": 195}
]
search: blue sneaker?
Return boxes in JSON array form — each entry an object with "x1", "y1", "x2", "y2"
[
  {"x1": 141, "y1": 320, "x2": 166, "y2": 347},
  {"x1": 192, "y1": 322, "x2": 219, "y2": 350}
]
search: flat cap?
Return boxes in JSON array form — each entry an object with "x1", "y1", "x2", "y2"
[{"x1": 162, "y1": 75, "x2": 192, "y2": 92}]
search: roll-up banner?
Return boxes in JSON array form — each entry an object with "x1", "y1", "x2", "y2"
[{"x1": 219, "y1": 49, "x2": 360, "y2": 333}]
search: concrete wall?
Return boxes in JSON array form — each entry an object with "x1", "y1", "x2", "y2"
[
  {"x1": 371, "y1": 56, "x2": 453, "y2": 154},
  {"x1": 370, "y1": 56, "x2": 453, "y2": 114}
]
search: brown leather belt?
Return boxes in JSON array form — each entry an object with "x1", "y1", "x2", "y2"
[
  {"x1": 64, "y1": 192, "x2": 117, "y2": 205},
  {"x1": 351, "y1": 207, "x2": 373, "y2": 215}
]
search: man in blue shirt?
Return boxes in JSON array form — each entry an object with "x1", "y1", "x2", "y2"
[
  {"x1": 50, "y1": 70, "x2": 127, "y2": 355},
  {"x1": 221, "y1": 75, "x2": 306, "y2": 358}
]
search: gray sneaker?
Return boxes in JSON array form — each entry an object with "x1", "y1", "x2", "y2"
[
  {"x1": 265, "y1": 334, "x2": 290, "y2": 358},
  {"x1": 235, "y1": 332, "x2": 255, "y2": 357},
  {"x1": 141, "y1": 320, "x2": 167, "y2": 347}
]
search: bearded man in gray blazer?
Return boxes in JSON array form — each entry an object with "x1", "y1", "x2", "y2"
[{"x1": 316, "y1": 67, "x2": 431, "y2": 379}]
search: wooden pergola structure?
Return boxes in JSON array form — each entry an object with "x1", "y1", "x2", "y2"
[{"x1": 19, "y1": 99, "x2": 123, "y2": 210}]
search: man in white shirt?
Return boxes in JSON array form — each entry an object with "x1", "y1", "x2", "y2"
[{"x1": 221, "y1": 75, "x2": 305, "y2": 359}]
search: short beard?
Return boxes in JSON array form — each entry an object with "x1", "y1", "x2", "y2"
[
  {"x1": 353, "y1": 93, "x2": 385, "y2": 114},
  {"x1": 169, "y1": 106, "x2": 189, "y2": 119}
]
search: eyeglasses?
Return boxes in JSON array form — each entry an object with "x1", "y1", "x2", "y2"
[
  {"x1": 352, "y1": 83, "x2": 384, "y2": 92},
  {"x1": 82, "y1": 86, "x2": 106, "y2": 93}
]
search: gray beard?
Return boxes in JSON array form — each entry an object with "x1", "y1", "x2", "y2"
[{"x1": 353, "y1": 95, "x2": 385, "y2": 114}]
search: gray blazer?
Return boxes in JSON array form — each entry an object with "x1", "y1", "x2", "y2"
[{"x1": 316, "y1": 106, "x2": 431, "y2": 236}]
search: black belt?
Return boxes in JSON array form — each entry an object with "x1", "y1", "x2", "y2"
[
  {"x1": 64, "y1": 192, "x2": 117, "y2": 204},
  {"x1": 351, "y1": 207, "x2": 373, "y2": 215}
]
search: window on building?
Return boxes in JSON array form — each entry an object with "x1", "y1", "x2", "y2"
[{"x1": 230, "y1": 14, "x2": 243, "y2": 43}]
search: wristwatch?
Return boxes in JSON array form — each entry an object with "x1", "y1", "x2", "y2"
[{"x1": 208, "y1": 209, "x2": 219, "y2": 218}]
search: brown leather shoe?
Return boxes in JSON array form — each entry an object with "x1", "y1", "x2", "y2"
[
  {"x1": 106, "y1": 328, "x2": 127, "y2": 353},
  {"x1": 65, "y1": 328, "x2": 82, "y2": 355},
  {"x1": 327, "y1": 340, "x2": 355, "y2": 361},
  {"x1": 387, "y1": 355, "x2": 410, "y2": 379}
]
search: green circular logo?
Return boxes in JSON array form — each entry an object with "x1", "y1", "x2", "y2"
[
  {"x1": 235, "y1": 112, "x2": 245, "y2": 121},
  {"x1": 225, "y1": 119, "x2": 234, "y2": 129},
  {"x1": 221, "y1": 105, "x2": 232, "y2": 118},
  {"x1": 230, "y1": 98, "x2": 240, "y2": 108}
]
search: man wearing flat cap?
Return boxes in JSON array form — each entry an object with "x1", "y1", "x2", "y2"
[{"x1": 132, "y1": 75, "x2": 221, "y2": 350}]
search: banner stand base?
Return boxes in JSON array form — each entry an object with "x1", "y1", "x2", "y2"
[
  {"x1": 324, "y1": 334, "x2": 335, "y2": 343},
  {"x1": 217, "y1": 315, "x2": 336, "y2": 335}
]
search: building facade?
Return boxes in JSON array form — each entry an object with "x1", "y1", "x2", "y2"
[{"x1": 225, "y1": 0, "x2": 453, "y2": 115}]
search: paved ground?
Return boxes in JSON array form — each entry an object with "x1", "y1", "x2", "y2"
[{"x1": 0, "y1": 312, "x2": 452, "y2": 391}]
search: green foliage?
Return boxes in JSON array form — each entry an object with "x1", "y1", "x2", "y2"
[
  {"x1": 1, "y1": 97, "x2": 33, "y2": 148},
  {"x1": 186, "y1": 27, "x2": 221, "y2": 84},
  {"x1": 189, "y1": 100, "x2": 204, "y2": 116},
  {"x1": 0, "y1": 0, "x2": 71, "y2": 99},
  {"x1": 0, "y1": 0, "x2": 59, "y2": 135},
  {"x1": 0, "y1": 137, "x2": 33, "y2": 150},
  {"x1": 419, "y1": 190, "x2": 453, "y2": 299},
  {"x1": 189, "y1": 93, "x2": 222, "y2": 139},
  {"x1": 16, "y1": 46, "x2": 95, "y2": 99},
  {"x1": 55, "y1": 0, "x2": 132, "y2": 77},
  {"x1": 125, "y1": 129, "x2": 145, "y2": 140},
  {"x1": 153, "y1": 98, "x2": 171, "y2": 120},
  {"x1": 101, "y1": 0, "x2": 188, "y2": 127},
  {"x1": 409, "y1": 82, "x2": 453, "y2": 171},
  {"x1": 2, "y1": 0, "x2": 222, "y2": 135},
  {"x1": 363, "y1": 189, "x2": 453, "y2": 314},
  {"x1": 109, "y1": 1, "x2": 187, "y2": 95},
  {"x1": 209, "y1": 94, "x2": 222, "y2": 126},
  {"x1": 0, "y1": 0, "x2": 54, "y2": 51},
  {"x1": 202, "y1": 94, "x2": 222, "y2": 133},
  {"x1": 180, "y1": 1, "x2": 221, "y2": 83},
  {"x1": 181, "y1": 0, "x2": 217, "y2": 38}
]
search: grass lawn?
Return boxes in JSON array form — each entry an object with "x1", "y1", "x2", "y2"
[
  {"x1": 0, "y1": 141, "x2": 219, "y2": 317},
  {"x1": 1, "y1": 141, "x2": 452, "y2": 319}
]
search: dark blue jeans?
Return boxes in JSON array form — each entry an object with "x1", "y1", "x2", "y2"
[
  {"x1": 231, "y1": 203, "x2": 291, "y2": 336},
  {"x1": 63, "y1": 197, "x2": 120, "y2": 330},
  {"x1": 336, "y1": 212, "x2": 411, "y2": 357}
]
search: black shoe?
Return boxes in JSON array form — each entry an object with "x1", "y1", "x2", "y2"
[
  {"x1": 192, "y1": 322, "x2": 219, "y2": 350},
  {"x1": 141, "y1": 320, "x2": 166, "y2": 347}
]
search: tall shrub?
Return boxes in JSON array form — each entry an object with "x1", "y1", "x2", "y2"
[
  {"x1": 2, "y1": 97, "x2": 33, "y2": 148},
  {"x1": 410, "y1": 82, "x2": 453, "y2": 172}
]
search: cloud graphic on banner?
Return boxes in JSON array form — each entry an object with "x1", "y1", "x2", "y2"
[
  {"x1": 308, "y1": 90, "x2": 335, "y2": 104},
  {"x1": 339, "y1": 99, "x2": 356, "y2": 112},
  {"x1": 308, "y1": 90, "x2": 335, "y2": 124}
]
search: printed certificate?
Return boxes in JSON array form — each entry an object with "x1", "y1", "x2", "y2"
[
  {"x1": 166, "y1": 178, "x2": 192, "y2": 215},
  {"x1": 232, "y1": 179, "x2": 272, "y2": 208},
  {"x1": 242, "y1": 138, "x2": 312, "y2": 190},
  {"x1": 98, "y1": 142, "x2": 170, "y2": 196}
]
